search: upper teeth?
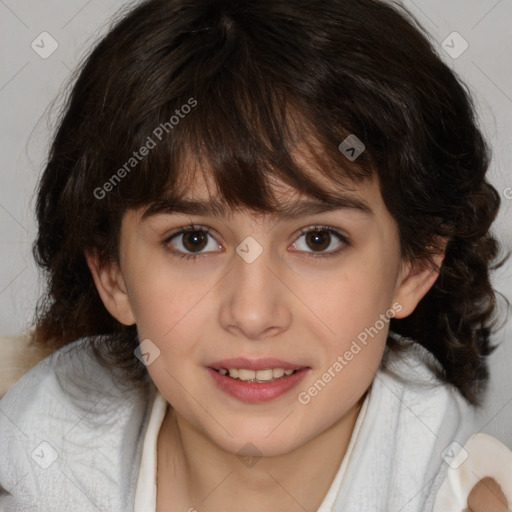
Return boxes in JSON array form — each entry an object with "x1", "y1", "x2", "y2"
[{"x1": 218, "y1": 368, "x2": 296, "y2": 381}]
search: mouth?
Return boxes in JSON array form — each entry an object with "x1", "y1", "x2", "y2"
[
  {"x1": 212, "y1": 367, "x2": 300, "y2": 383},
  {"x1": 207, "y1": 358, "x2": 310, "y2": 402}
]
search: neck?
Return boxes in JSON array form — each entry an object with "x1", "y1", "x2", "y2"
[{"x1": 156, "y1": 395, "x2": 366, "y2": 512}]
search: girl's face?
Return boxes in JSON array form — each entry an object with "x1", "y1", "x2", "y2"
[{"x1": 88, "y1": 161, "x2": 441, "y2": 457}]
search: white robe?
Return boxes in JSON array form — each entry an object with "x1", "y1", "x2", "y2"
[{"x1": 0, "y1": 337, "x2": 510, "y2": 511}]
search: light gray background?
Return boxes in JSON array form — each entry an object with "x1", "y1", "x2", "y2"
[{"x1": 1, "y1": 0, "x2": 511, "y2": 447}]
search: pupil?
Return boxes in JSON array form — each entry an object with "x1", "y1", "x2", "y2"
[
  {"x1": 184, "y1": 231, "x2": 207, "y2": 251},
  {"x1": 307, "y1": 231, "x2": 329, "y2": 251}
]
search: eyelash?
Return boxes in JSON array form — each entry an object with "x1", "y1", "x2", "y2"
[{"x1": 161, "y1": 224, "x2": 349, "y2": 261}]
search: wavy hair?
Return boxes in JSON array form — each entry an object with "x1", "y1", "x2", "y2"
[{"x1": 31, "y1": 0, "x2": 507, "y2": 404}]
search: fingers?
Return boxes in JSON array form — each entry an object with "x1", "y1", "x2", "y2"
[{"x1": 467, "y1": 477, "x2": 509, "y2": 512}]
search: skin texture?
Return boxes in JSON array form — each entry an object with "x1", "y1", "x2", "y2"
[
  {"x1": 466, "y1": 477, "x2": 509, "y2": 512},
  {"x1": 86, "y1": 162, "x2": 447, "y2": 511}
]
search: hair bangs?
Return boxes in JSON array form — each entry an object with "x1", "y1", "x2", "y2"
[{"x1": 118, "y1": 83, "x2": 373, "y2": 220}]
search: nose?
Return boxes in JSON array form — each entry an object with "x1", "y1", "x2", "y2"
[{"x1": 218, "y1": 239, "x2": 292, "y2": 341}]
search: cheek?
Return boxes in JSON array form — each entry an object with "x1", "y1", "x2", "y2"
[
  {"x1": 125, "y1": 258, "x2": 222, "y2": 396},
  {"x1": 124, "y1": 250, "x2": 215, "y2": 339},
  {"x1": 302, "y1": 252, "x2": 399, "y2": 345},
  {"x1": 295, "y1": 266, "x2": 393, "y2": 422}
]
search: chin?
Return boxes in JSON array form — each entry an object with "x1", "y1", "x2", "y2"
[
  {"x1": 228, "y1": 436, "x2": 301, "y2": 459},
  {"x1": 205, "y1": 419, "x2": 310, "y2": 459}
]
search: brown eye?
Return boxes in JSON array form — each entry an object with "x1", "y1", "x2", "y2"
[
  {"x1": 305, "y1": 230, "x2": 331, "y2": 252},
  {"x1": 163, "y1": 225, "x2": 222, "y2": 260},
  {"x1": 181, "y1": 231, "x2": 208, "y2": 252},
  {"x1": 292, "y1": 225, "x2": 349, "y2": 258}
]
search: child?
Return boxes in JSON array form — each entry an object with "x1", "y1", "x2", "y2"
[{"x1": 1, "y1": 0, "x2": 511, "y2": 510}]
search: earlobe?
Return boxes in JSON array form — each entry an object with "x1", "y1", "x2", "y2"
[
  {"x1": 392, "y1": 250, "x2": 445, "y2": 319},
  {"x1": 85, "y1": 249, "x2": 136, "y2": 326}
]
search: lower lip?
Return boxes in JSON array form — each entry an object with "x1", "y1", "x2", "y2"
[{"x1": 206, "y1": 367, "x2": 310, "y2": 403}]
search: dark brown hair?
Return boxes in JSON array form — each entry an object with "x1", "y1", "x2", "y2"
[{"x1": 32, "y1": 0, "x2": 507, "y2": 404}]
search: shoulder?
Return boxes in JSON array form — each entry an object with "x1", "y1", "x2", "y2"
[
  {"x1": 329, "y1": 342, "x2": 482, "y2": 510},
  {"x1": 0, "y1": 334, "x2": 53, "y2": 398},
  {"x1": 381, "y1": 341, "x2": 512, "y2": 511},
  {"x1": 433, "y1": 432, "x2": 512, "y2": 512},
  {"x1": 377, "y1": 340, "x2": 475, "y2": 429},
  {"x1": 0, "y1": 337, "x2": 96, "y2": 428},
  {"x1": 0, "y1": 337, "x2": 156, "y2": 511},
  {"x1": 0, "y1": 336, "x2": 132, "y2": 426},
  {"x1": 372, "y1": 341, "x2": 481, "y2": 506}
]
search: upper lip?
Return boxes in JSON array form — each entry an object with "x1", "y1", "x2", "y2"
[{"x1": 208, "y1": 358, "x2": 308, "y2": 371}]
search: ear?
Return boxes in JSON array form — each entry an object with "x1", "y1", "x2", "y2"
[
  {"x1": 85, "y1": 249, "x2": 136, "y2": 326},
  {"x1": 392, "y1": 239, "x2": 448, "y2": 319}
]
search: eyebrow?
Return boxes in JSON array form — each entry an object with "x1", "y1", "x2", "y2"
[{"x1": 142, "y1": 195, "x2": 373, "y2": 220}]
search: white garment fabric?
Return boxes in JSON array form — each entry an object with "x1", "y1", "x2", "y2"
[
  {"x1": 133, "y1": 388, "x2": 371, "y2": 511},
  {"x1": 0, "y1": 337, "x2": 156, "y2": 511},
  {"x1": 133, "y1": 389, "x2": 168, "y2": 511},
  {"x1": 134, "y1": 389, "x2": 512, "y2": 511},
  {"x1": 1, "y1": 336, "x2": 511, "y2": 511}
]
